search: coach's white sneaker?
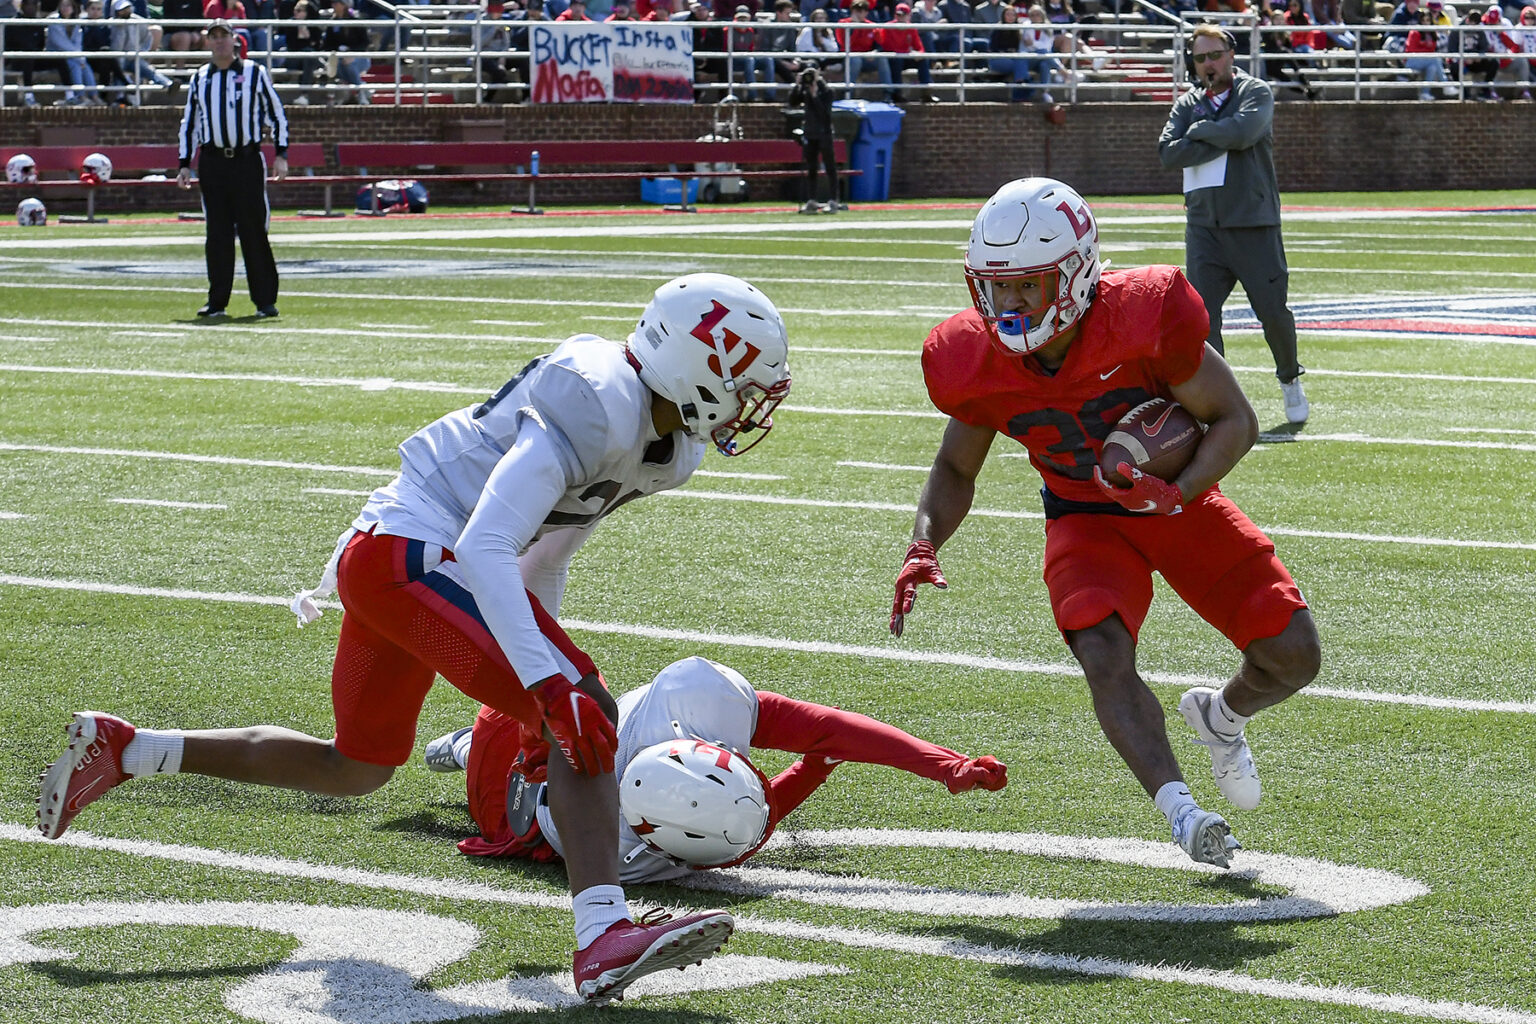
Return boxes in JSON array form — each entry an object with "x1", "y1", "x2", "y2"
[
  {"x1": 1280, "y1": 377, "x2": 1309, "y2": 424},
  {"x1": 1172, "y1": 806, "x2": 1240, "y2": 869},
  {"x1": 1179, "y1": 687, "x2": 1262, "y2": 810}
]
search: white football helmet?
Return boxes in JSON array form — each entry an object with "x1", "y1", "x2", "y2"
[
  {"x1": 628, "y1": 273, "x2": 791, "y2": 456},
  {"x1": 965, "y1": 177, "x2": 1102, "y2": 355},
  {"x1": 82, "y1": 152, "x2": 113, "y2": 183},
  {"x1": 16, "y1": 198, "x2": 47, "y2": 227},
  {"x1": 6, "y1": 153, "x2": 37, "y2": 184},
  {"x1": 620, "y1": 738, "x2": 771, "y2": 868}
]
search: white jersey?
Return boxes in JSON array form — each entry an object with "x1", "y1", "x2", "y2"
[
  {"x1": 291, "y1": 335, "x2": 707, "y2": 685},
  {"x1": 537, "y1": 656, "x2": 761, "y2": 883}
]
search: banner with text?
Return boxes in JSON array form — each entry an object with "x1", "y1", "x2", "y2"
[{"x1": 530, "y1": 22, "x2": 694, "y2": 104}]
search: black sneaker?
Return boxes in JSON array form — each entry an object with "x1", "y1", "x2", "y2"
[
  {"x1": 197, "y1": 305, "x2": 227, "y2": 318},
  {"x1": 255, "y1": 305, "x2": 280, "y2": 318}
]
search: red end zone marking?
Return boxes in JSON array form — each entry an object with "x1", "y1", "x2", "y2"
[{"x1": 1299, "y1": 318, "x2": 1536, "y2": 338}]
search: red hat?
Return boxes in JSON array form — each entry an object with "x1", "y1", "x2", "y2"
[{"x1": 894, "y1": 1, "x2": 910, "y2": 9}]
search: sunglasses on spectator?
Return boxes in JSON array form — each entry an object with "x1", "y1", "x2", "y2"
[{"x1": 1191, "y1": 48, "x2": 1230, "y2": 63}]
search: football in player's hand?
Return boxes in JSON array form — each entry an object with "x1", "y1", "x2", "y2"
[{"x1": 1100, "y1": 398, "x2": 1202, "y2": 487}]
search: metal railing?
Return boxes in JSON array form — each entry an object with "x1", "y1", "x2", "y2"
[{"x1": 2, "y1": 14, "x2": 1528, "y2": 108}]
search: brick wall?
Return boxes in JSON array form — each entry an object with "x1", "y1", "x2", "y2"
[{"x1": 2, "y1": 101, "x2": 1532, "y2": 211}]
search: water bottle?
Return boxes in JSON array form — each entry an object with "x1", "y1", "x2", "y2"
[{"x1": 531, "y1": 150, "x2": 540, "y2": 177}]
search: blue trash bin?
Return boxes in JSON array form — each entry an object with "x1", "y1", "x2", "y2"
[{"x1": 832, "y1": 99, "x2": 906, "y2": 202}]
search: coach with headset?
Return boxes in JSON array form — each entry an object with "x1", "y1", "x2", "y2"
[
  {"x1": 176, "y1": 17, "x2": 289, "y2": 320},
  {"x1": 1157, "y1": 22, "x2": 1308, "y2": 425}
]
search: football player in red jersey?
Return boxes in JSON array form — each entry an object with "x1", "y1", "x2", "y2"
[{"x1": 890, "y1": 177, "x2": 1320, "y2": 869}]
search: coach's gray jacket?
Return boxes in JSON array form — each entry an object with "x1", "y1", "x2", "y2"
[{"x1": 1157, "y1": 70, "x2": 1281, "y2": 230}]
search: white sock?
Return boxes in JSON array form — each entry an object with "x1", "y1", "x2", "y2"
[
  {"x1": 120, "y1": 729, "x2": 185, "y2": 777},
  {"x1": 451, "y1": 729, "x2": 473, "y2": 770},
  {"x1": 1211, "y1": 691, "x2": 1251, "y2": 736},
  {"x1": 1154, "y1": 781, "x2": 1197, "y2": 829},
  {"x1": 572, "y1": 885, "x2": 630, "y2": 949}
]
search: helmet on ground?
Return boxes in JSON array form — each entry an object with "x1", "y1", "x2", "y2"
[
  {"x1": 620, "y1": 738, "x2": 771, "y2": 868},
  {"x1": 965, "y1": 176, "x2": 1101, "y2": 355},
  {"x1": 16, "y1": 198, "x2": 47, "y2": 227},
  {"x1": 7, "y1": 153, "x2": 37, "y2": 184},
  {"x1": 82, "y1": 152, "x2": 113, "y2": 183},
  {"x1": 628, "y1": 273, "x2": 791, "y2": 456}
]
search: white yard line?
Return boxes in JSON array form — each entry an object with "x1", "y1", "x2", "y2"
[
  {"x1": 5, "y1": 441, "x2": 1533, "y2": 551},
  {"x1": 7, "y1": 824, "x2": 1530, "y2": 1024},
  {"x1": 110, "y1": 498, "x2": 227, "y2": 510},
  {"x1": 0, "y1": 573, "x2": 1530, "y2": 712},
  {"x1": 0, "y1": 512, "x2": 29, "y2": 520}
]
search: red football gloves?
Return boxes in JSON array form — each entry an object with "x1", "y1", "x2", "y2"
[
  {"x1": 943, "y1": 755, "x2": 1009, "y2": 794},
  {"x1": 1093, "y1": 463, "x2": 1185, "y2": 516},
  {"x1": 530, "y1": 674, "x2": 617, "y2": 777},
  {"x1": 890, "y1": 540, "x2": 947, "y2": 637}
]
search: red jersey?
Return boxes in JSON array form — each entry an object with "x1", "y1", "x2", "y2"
[{"x1": 922, "y1": 264, "x2": 1208, "y2": 506}]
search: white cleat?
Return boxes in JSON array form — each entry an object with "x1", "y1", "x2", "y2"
[
  {"x1": 1172, "y1": 807, "x2": 1241, "y2": 869},
  {"x1": 422, "y1": 726, "x2": 472, "y2": 773},
  {"x1": 1179, "y1": 686, "x2": 1262, "y2": 811}
]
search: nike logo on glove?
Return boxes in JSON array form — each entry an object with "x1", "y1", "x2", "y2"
[
  {"x1": 569, "y1": 692, "x2": 583, "y2": 735},
  {"x1": 1099, "y1": 364, "x2": 1123, "y2": 380}
]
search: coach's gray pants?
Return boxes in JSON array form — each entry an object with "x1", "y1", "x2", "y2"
[{"x1": 1185, "y1": 221, "x2": 1301, "y2": 383}]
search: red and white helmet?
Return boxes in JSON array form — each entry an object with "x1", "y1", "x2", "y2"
[
  {"x1": 16, "y1": 198, "x2": 47, "y2": 227},
  {"x1": 7, "y1": 153, "x2": 37, "y2": 184},
  {"x1": 965, "y1": 177, "x2": 1101, "y2": 355},
  {"x1": 82, "y1": 152, "x2": 113, "y2": 183},
  {"x1": 628, "y1": 273, "x2": 791, "y2": 456},
  {"x1": 620, "y1": 737, "x2": 771, "y2": 868}
]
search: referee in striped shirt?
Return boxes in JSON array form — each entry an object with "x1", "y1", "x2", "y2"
[{"x1": 176, "y1": 18, "x2": 289, "y2": 319}]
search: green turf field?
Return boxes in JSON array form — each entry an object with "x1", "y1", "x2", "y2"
[{"x1": 1, "y1": 192, "x2": 1534, "y2": 1024}]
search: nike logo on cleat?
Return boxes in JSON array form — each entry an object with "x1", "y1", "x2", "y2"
[{"x1": 65, "y1": 776, "x2": 104, "y2": 812}]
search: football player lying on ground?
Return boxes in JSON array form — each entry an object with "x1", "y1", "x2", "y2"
[
  {"x1": 891, "y1": 178, "x2": 1320, "y2": 869},
  {"x1": 422, "y1": 656, "x2": 1009, "y2": 880},
  {"x1": 38, "y1": 273, "x2": 793, "y2": 1005}
]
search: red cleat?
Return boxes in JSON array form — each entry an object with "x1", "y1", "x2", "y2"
[
  {"x1": 38, "y1": 712, "x2": 136, "y2": 839},
  {"x1": 573, "y1": 908, "x2": 733, "y2": 1004}
]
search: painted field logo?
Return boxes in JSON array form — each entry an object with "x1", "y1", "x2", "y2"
[{"x1": 1224, "y1": 293, "x2": 1536, "y2": 343}]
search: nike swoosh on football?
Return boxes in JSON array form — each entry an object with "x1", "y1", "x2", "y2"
[
  {"x1": 1141, "y1": 404, "x2": 1177, "y2": 436},
  {"x1": 1099, "y1": 364, "x2": 1122, "y2": 380},
  {"x1": 65, "y1": 775, "x2": 105, "y2": 813}
]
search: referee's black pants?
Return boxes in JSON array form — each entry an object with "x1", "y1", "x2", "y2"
[{"x1": 197, "y1": 145, "x2": 279, "y2": 311}]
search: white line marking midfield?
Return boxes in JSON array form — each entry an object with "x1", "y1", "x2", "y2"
[{"x1": 0, "y1": 574, "x2": 1530, "y2": 714}]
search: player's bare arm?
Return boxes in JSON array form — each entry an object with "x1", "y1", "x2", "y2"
[
  {"x1": 894, "y1": 419, "x2": 995, "y2": 637},
  {"x1": 913, "y1": 418, "x2": 996, "y2": 548},
  {"x1": 1166, "y1": 345, "x2": 1260, "y2": 502}
]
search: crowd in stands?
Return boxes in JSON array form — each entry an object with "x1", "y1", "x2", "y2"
[{"x1": 3, "y1": 0, "x2": 1534, "y2": 104}]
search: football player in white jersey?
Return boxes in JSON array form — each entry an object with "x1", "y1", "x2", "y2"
[
  {"x1": 426, "y1": 656, "x2": 1009, "y2": 884},
  {"x1": 38, "y1": 273, "x2": 792, "y2": 1005}
]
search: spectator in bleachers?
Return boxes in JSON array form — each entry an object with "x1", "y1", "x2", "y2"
[
  {"x1": 1483, "y1": 4, "x2": 1525, "y2": 94},
  {"x1": 322, "y1": 0, "x2": 373, "y2": 103},
  {"x1": 730, "y1": 3, "x2": 777, "y2": 97},
  {"x1": 8, "y1": 0, "x2": 48, "y2": 107},
  {"x1": 278, "y1": 0, "x2": 321, "y2": 104},
  {"x1": 1452, "y1": 5, "x2": 1498, "y2": 95},
  {"x1": 45, "y1": 0, "x2": 105, "y2": 105},
  {"x1": 112, "y1": 0, "x2": 175, "y2": 99},
  {"x1": 1515, "y1": 4, "x2": 1536, "y2": 97},
  {"x1": 760, "y1": 0, "x2": 810, "y2": 85},
  {"x1": 1341, "y1": 0, "x2": 1391, "y2": 25},
  {"x1": 1403, "y1": 6, "x2": 1448, "y2": 97},
  {"x1": 468, "y1": 0, "x2": 517, "y2": 102},
  {"x1": 689, "y1": 1, "x2": 729, "y2": 86},
  {"x1": 1258, "y1": 6, "x2": 1317, "y2": 94},
  {"x1": 985, "y1": 3, "x2": 1054, "y2": 99},
  {"x1": 840, "y1": 0, "x2": 894, "y2": 95},
  {"x1": 1283, "y1": 0, "x2": 1320, "y2": 48},
  {"x1": 911, "y1": 0, "x2": 944, "y2": 50},
  {"x1": 1384, "y1": 0, "x2": 1419, "y2": 49},
  {"x1": 971, "y1": 0, "x2": 1002, "y2": 23},
  {"x1": 936, "y1": 0, "x2": 974, "y2": 54},
  {"x1": 245, "y1": 0, "x2": 275, "y2": 55},
  {"x1": 162, "y1": 0, "x2": 204, "y2": 50},
  {"x1": 554, "y1": 0, "x2": 591, "y2": 16},
  {"x1": 796, "y1": 5, "x2": 845, "y2": 76},
  {"x1": 605, "y1": 0, "x2": 635, "y2": 17},
  {"x1": 83, "y1": 0, "x2": 129, "y2": 102},
  {"x1": 879, "y1": 3, "x2": 934, "y2": 98}
]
